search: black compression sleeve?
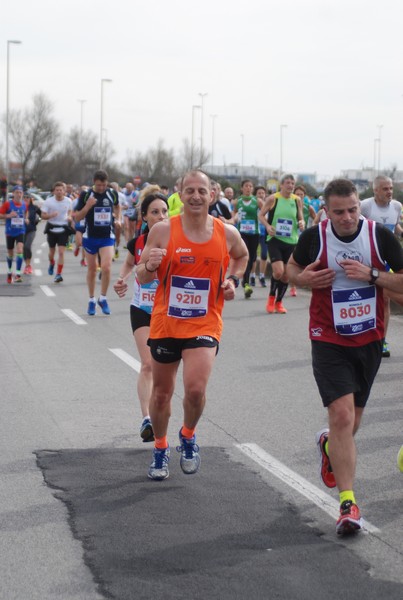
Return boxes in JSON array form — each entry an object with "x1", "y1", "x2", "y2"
[
  {"x1": 292, "y1": 226, "x2": 320, "y2": 266},
  {"x1": 375, "y1": 224, "x2": 403, "y2": 272}
]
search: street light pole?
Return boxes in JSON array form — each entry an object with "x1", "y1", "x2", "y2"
[
  {"x1": 191, "y1": 105, "x2": 201, "y2": 168},
  {"x1": 198, "y1": 92, "x2": 208, "y2": 166},
  {"x1": 241, "y1": 134, "x2": 244, "y2": 180},
  {"x1": 210, "y1": 114, "x2": 217, "y2": 173},
  {"x1": 377, "y1": 124, "x2": 383, "y2": 175},
  {"x1": 6, "y1": 40, "x2": 22, "y2": 192},
  {"x1": 373, "y1": 138, "x2": 379, "y2": 182},
  {"x1": 279, "y1": 124, "x2": 287, "y2": 179},
  {"x1": 100, "y1": 78, "x2": 112, "y2": 169},
  {"x1": 77, "y1": 99, "x2": 86, "y2": 151}
]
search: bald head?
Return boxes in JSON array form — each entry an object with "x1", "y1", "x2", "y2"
[
  {"x1": 181, "y1": 170, "x2": 211, "y2": 191},
  {"x1": 373, "y1": 176, "x2": 393, "y2": 205},
  {"x1": 373, "y1": 175, "x2": 392, "y2": 190}
]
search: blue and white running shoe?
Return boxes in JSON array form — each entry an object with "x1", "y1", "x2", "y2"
[
  {"x1": 148, "y1": 447, "x2": 170, "y2": 480},
  {"x1": 177, "y1": 429, "x2": 200, "y2": 475},
  {"x1": 97, "y1": 298, "x2": 110, "y2": 315}
]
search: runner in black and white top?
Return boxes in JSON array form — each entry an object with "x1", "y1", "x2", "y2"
[
  {"x1": 74, "y1": 170, "x2": 120, "y2": 316},
  {"x1": 360, "y1": 175, "x2": 403, "y2": 357},
  {"x1": 110, "y1": 181, "x2": 128, "y2": 259},
  {"x1": 113, "y1": 190, "x2": 168, "y2": 442},
  {"x1": 41, "y1": 182, "x2": 73, "y2": 283},
  {"x1": 123, "y1": 182, "x2": 139, "y2": 245},
  {"x1": 209, "y1": 180, "x2": 234, "y2": 224}
]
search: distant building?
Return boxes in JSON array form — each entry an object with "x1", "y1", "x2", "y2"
[
  {"x1": 205, "y1": 164, "x2": 318, "y2": 187},
  {"x1": 206, "y1": 164, "x2": 403, "y2": 191},
  {"x1": 205, "y1": 163, "x2": 268, "y2": 184},
  {"x1": 341, "y1": 168, "x2": 403, "y2": 189},
  {"x1": 296, "y1": 173, "x2": 317, "y2": 186}
]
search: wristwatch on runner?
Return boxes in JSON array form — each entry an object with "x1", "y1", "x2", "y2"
[
  {"x1": 369, "y1": 267, "x2": 380, "y2": 284},
  {"x1": 227, "y1": 275, "x2": 240, "y2": 288}
]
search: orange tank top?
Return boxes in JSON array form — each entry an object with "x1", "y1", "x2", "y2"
[{"x1": 150, "y1": 215, "x2": 230, "y2": 341}]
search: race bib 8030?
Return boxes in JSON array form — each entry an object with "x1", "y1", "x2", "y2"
[{"x1": 332, "y1": 285, "x2": 376, "y2": 335}]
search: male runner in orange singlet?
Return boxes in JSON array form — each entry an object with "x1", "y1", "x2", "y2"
[{"x1": 137, "y1": 170, "x2": 248, "y2": 480}]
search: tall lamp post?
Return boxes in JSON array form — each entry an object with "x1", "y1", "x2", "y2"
[
  {"x1": 6, "y1": 40, "x2": 22, "y2": 191},
  {"x1": 373, "y1": 138, "x2": 379, "y2": 182},
  {"x1": 191, "y1": 104, "x2": 201, "y2": 168},
  {"x1": 377, "y1": 124, "x2": 383, "y2": 175},
  {"x1": 100, "y1": 78, "x2": 112, "y2": 169},
  {"x1": 279, "y1": 123, "x2": 287, "y2": 179},
  {"x1": 241, "y1": 134, "x2": 244, "y2": 180},
  {"x1": 210, "y1": 114, "x2": 217, "y2": 173},
  {"x1": 77, "y1": 99, "x2": 86, "y2": 151},
  {"x1": 198, "y1": 92, "x2": 208, "y2": 166}
]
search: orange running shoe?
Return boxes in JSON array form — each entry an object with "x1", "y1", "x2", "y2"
[
  {"x1": 266, "y1": 295, "x2": 276, "y2": 313},
  {"x1": 275, "y1": 301, "x2": 287, "y2": 314},
  {"x1": 290, "y1": 286, "x2": 297, "y2": 297},
  {"x1": 315, "y1": 428, "x2": 336, "y2": 488},
  {"x1": 336, "y1": 501, "x2": 362, "y2": 535}
]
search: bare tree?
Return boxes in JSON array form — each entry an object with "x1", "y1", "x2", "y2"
[
  {"x1": 177, "y1": 138, "x2": 210, "y2": 173},
  {"x1": 127, "y1": 139, "x2": 177, "y2": 185},
  {"x1": 126, "y1": 151, "x2": 152, "y2": 181},
  {"x1": 36, "y1": 127, "x2": 121, "y2": 188},
  {"x1": 386, "y1": 163, "x2": 397, "y2": 181},
  {"x1": 34, "y1": 128, "x2": 100, "y2": 188},
  {"x1": 66, "y1": 127, "x2": 102, "y2": 184},
  {"x1": 8, "y1": 93, "x2": 60, "y2": 183},
  {"x1": 177, "y1": 138, "x2": 193, "y2": 173}
]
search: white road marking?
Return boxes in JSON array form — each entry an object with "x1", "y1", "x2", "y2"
[
  {"x1": 36, "y1": 249, "x2": 42, "y2": 255},
  {"x1": 61, "y1": 309, "x2": 87, "y2": 325},
  {"x1": 236, "y1": 443, "x2": 380, "y2": 534},
  {"x1": 40, "y1": 285, "x2": 56, "y2": 297},
  {"x1": 109, "y1": 348, "x2": 141, "y2": 373},
  {"x1": 35, "y1": 269, "x2": 42, "y2": 276},
  {"x1": 41, "y1": 242, "x2": 47, "y2": 248},
  {"x1": 34, "y1": 258, "x2": 40, "y2": 264}
]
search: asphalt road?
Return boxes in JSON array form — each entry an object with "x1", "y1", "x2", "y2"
[{"x1": 0, "y1": 226, "x2": 402, "y2": 599}]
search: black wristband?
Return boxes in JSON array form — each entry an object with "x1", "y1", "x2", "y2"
[
  {"x1": 227, "y1": 275, "x2": 240, "y2": 288},
  {"x1": 145, "y1": 260, "x2": 158, "y2": 273}
]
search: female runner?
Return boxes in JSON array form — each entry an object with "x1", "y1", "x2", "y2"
[{"x1": 114, "y1": 191, "x2": 168, "y2": 441}]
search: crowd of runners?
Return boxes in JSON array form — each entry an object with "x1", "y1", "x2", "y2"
[{"x1": 1, "y1": 169, "x2": 403, "y2": 535}]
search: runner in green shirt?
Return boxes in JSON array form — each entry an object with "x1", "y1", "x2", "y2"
[
  {"x1": 259, "y1": 173, "x2": 304, "y2": 313},
  {"x1": 234, "y1": 179, "x2": 262, "y2": 299}
]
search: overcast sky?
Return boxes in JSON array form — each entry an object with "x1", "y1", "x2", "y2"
[{"x1": 2, "y1": 0, "x2": 403, "y2": 181}]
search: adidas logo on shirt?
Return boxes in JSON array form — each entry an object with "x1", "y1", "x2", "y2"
[
  {"x1": 348, "y1": 290, "x2": 362, "y2": 301},
  {"x1": 184, "y1": 280, "x2": 197, "y2": 289}
]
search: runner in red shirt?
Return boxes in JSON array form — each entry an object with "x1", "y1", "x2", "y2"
[{"x1": 288, "y1": 178, "x2": 403, "y2": 535}]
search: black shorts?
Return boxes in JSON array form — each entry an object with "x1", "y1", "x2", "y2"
[
  {"x1": 47, "y1": 231, "x2": 70, "y2": 248},
  {"x1": 148, "y1": 336, "x2": 219, "y2": 363},
  {"x1": 267, "y1": 237, "x2": 295, "y2": 264},
  {"x1": 130, "y1": 305, "x2": 151, "y2": 333},
  {"x1": 311, "y1": 339, "x2": 382, "y2": 408},
  {"x1": 6, "y1": 234, "x2": 24, "y2": 250}
]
